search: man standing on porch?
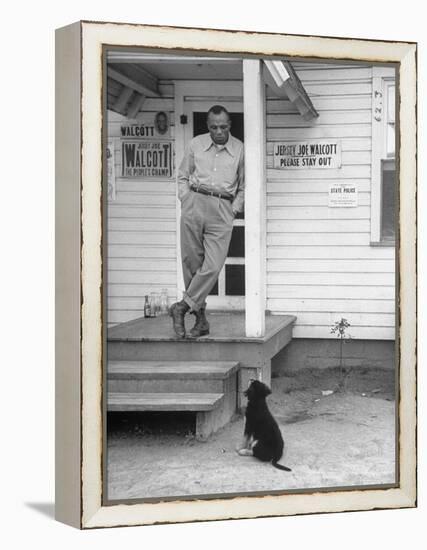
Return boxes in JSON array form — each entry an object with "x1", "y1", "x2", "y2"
[{"x1": 169, "y1": 105, "x2": 245, "y2": 338}]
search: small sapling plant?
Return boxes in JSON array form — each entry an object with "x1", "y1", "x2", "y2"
[{"x1": 330, "y1": 317, "x2": 352, "y2": 391}]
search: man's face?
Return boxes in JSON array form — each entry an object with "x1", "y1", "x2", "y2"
[{"x1": 207, "y1": 112, "x2": 231, "y2": 145}]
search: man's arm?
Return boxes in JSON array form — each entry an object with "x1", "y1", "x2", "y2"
[
  {"x1": 231, "y1": 146, "x2": 244, "y2": 214},
  {"x1": 177, "y1": 141, "x2": 195, "y2": 200}
]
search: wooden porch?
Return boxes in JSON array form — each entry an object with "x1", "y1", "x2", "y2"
[
  {"x1": 107, "y1": 312, "x2": 296, "y2": 438},
  {"x1": 108, "y1": 312, "x2": 295, "y2": 382}
]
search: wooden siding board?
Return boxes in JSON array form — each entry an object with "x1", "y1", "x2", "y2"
[
  {"x1": 267, "y1": 285, "x2": 394, "y2": 300},
  {"x1": 267, "y1": 259, "x2": 394, "y2": 273},
  {"x1": 268, "y1": 299, "x2": 395, "y2": 313},
  {"x1": 108, "y1": 206, "x2": 176, "y2": 218},
  {"x1": 114, "y1": 181, "x2": 175, "y2": 193},
  {"x1": 108, "y1": 245, "x2": 175, "y2": 258},
  {"x1": 267, "y1": 206, "x2": 371, "y2": 220},
  {"x1": 109, "y1": 271, "x2": 175, "y2": 284},
  {"x1": 267, "y1": 180, "x2": 371, "y2": 193},
  {"x1": 267, "y1": 246, "x2": 394, "y2": 259},
  {"x1": 267, "y1": 220, "x2": 371, "y2": 232},
  {"x1": 268, "y1": 126, "x2": 372, "y2": 140},
  {"x1": 108, "y1": 284, "x2": 177, "y2": 298},
  {"x1": 267, "y1": 272, "x2": 394, "y2": 286},
  {"x1": 267, "y1": 193, "x2": 371, "y2": 207},
  {"x1": 267, "y1": 111, "x2": 371, "y2": 126},
  {"x1": 267, "y1": 96, "x2": 372, "y2": 112},
  {"x1": 110, "y1": 193, "x2": 175, "y2": 206},
  {"x1": 108, "y1": 232, "x2": 175, "y2": 245},
  {"x1": 267, "y1": 233, "x2": 371, "y2": 246},
  {"x1": 292, "y1": 63, "x2": 370, "y2": 70},
  {"x1": 109, "y1": 219, "x2": 176, "y2": 231},
  {"x1": 266, "y1": 82, "x2": 372, "y2": 98},
  {"x1": 300, "y1": 82, "x2": 372, "y2": 94},
  {"x1": 296, "y1": 67, "x2": 373, "y2": 81},
  {"x1": 267, "y1": 167, "x2": 371, "y2": 181},
  {"x1": 109, "y1": 258, "x2": 176, "y2": 271}
]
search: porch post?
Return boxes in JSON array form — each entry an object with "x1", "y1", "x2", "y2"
[{"x1": 243, "y1": 59, "x2": 266, "y2": 337}]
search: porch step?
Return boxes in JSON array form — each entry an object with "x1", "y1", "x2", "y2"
[
  {"x1": 107, "y1": 391, "x2": 228, "y2": 440},
  {"x1": 108, "y1": 360, "x2": 238, "y2": 379},
  {"x1": 107, "y1": 360, "x2": 239, "y2": 439},
  {"x1": 107, "y1": 392, "x2": 224, "y2": 412},
  {"x1": 108, "y1": 360, "x2": 238, "y2": 393}
]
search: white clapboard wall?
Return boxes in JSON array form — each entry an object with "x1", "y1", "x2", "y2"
[
  {"x1": 266, "y1": 63, "x2": 395, "y2": 339},
  {"x1": 107, "y1": 82, "x2": 177, "y2": 326}
]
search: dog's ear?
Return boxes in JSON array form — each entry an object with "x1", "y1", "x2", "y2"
[
  {"x1": 255, "y1": 380, "x2": 272, "y2": 397},
  {"x1": 263, "y1": 384, "x2": 272, "y2": 396}
]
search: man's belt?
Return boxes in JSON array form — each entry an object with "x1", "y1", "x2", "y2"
[{"x1": 190, "y1": 185, "x2": 233, "y2": 202}]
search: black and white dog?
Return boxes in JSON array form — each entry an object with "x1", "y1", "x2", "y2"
[{"x1": 238, "y1": 379, "x2": 291, "y2": 471}]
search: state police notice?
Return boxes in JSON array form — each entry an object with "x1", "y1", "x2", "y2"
[{"x1": 121, "y1": 140, "x2": 173, "y2": 178}]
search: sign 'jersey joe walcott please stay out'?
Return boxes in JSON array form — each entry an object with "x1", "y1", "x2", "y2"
[{"x1": 273, "y1": 140, "x2": 342, "y2": 169}]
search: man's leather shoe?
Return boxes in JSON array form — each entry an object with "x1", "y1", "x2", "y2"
[
  {"x1": 169, "y1": 301, "x2": 188, "y2": 338},
  {"x1": 188, "y1": 308, "x2": 210, "y2": 338}
]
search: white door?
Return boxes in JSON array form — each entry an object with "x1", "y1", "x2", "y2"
[{"x1": 182, "y1": 98, "x2": 245, "y2": 311}]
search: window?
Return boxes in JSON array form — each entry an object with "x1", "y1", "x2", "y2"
[
  {"x1": 381, "y1": 159, "x2": 395, "y2": 241},
  {"x1": 371, "y1": 67, "x2": 397, "y2": 245}
]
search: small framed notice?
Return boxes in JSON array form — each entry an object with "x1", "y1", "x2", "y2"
[{"x1": 329, "y1": 183, "x2": 358, "y2": 207}]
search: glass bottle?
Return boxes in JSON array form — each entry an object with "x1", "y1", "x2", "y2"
[
  {"x1": 144, "y1": 295, "x2": 151, "y2": 318},
  {"x1": 160, "y1": 288, "x2": 169, "y2": 315},
  {"x1": 150, "y1": 292, "x2": 158, "y2": 317}
]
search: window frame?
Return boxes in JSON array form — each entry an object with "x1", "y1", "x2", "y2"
[{"x1": 370, "y1": 66, "x2": 397, "y2": 246}]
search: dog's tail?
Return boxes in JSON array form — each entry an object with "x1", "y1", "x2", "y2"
[{"x1": 272, "y1": 461, "x2": 292, "y2": 472}]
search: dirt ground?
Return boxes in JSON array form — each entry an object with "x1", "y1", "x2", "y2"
[{"x1": 107, "y1": 367, "x2": 396, "y2": 501}]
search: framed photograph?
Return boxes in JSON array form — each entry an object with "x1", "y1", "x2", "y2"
[{"x1": 55, "y1": 20, "x2": 417, "y2": 529}]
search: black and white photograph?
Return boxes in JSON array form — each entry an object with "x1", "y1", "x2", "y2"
[
  {"x1": 2, "y1": 0, "x2": 423, "y2": 544},
  {"x1": 104, "y1": 48, "x2": 399, "y2": 502},
  {"x1": 52, "y1": 18, "x2": 417, "y2": 530}
]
